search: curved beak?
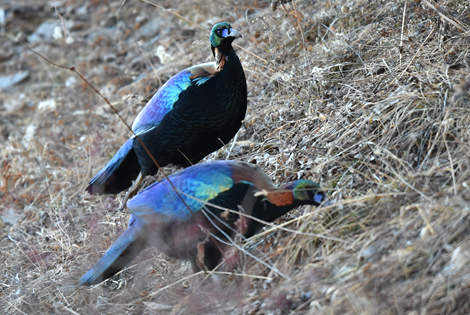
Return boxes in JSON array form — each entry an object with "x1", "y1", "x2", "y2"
[{"x1": 227, "y1": 28, "x2": 242, "y2": 39}]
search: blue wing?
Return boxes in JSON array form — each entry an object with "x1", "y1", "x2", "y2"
[
  {"x1": 126, "y1": 161, "x2": 235, "y2": 221},
  {"x1": 131, "y1": 62, "x2": 217, "y2": 135}
]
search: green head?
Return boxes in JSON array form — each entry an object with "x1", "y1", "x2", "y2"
[
  {"x1": 209, "y1": 22, "x2": 241, "y2": 50},
  {"x1": 290, "y1": 180, "x2": 325, "y2": 205}
]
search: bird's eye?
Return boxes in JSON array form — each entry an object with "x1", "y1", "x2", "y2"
[
  {"x1": 221, "y1": 28, "x2": 229, "y2": 37},
  {"x1": 216, "y1": 27, "x2": 230, "y2": 38},
  {"x1": 313, "y1": 192, "x2": 325, "y2": 204}
]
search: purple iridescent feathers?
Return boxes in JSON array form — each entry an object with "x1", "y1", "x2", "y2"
[
  {"x1": 127, "y1": 161, "x2": 234, "y2": 221},
  {"x1": 86, "y1": 23, "x2": 247, "y2": 195},
  {"x1": 80, "y1": 161, "x2": 326, "y2": 285},
  {"x1": 132, "y1": 70, "x2": 193, "y2": 135}
]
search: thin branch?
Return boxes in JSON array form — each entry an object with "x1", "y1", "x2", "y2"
[
  {"x1": 27, "y1": 47, "x2": 193, "y2": 214},
  {"x1": 399, "y1": 1, "x2": 407, "y2": 66},
  {"x1": 173, "y1": 187, "x2": 345, "y2": 242},
  {"x1": 395, "y1": 27, "x2": 435, "y2": 83},
  {"x1": 249, "y1": 192, "x2": 413, "y2": 242},
  {"x1": 201, "y1": 208, "x2": 290, "y2": 280},
  {"x1": 422, "y1": 0, "x2": 469, "y2": 32},
  {"x1": 442, "y1": 111, "x2": 457, "y2": 196}
]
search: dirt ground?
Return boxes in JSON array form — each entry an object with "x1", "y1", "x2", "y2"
[{"x1": 1, "y1": 0, "x2": 470, "y2": 314}]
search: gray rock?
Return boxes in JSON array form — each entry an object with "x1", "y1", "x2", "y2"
[
  {"x1": 135, "y1": 19, "x2": 162, "y2": 39},
  {"x1": 28, "y1": 19, "x2": 59, "y2": 42},
  {"x1": 0, "y1": 71, "x2": 29, "y2": 90},
  {"x1": 0, "y1": 7, "x2": 5, "y2": 26},
  {"x1": 1, "y1": 209, "x2": 23, "y2": 225}
]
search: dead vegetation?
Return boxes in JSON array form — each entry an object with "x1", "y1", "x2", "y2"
[{"x1": 1, "y1": 0, "x2": 470, "y2": 314}]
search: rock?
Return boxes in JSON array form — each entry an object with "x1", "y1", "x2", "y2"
[
  {"x1": 1, "y1": 209, "x2": 23, "y2": 225},
  {"x1": 23, "y1": 124, "x2": 36, "y2": 147},
  {"x1": 419, "y1": 225, "x2": 433, "y2": 240},
  {"x1": 156, "y1": 45, "x2": 172, "y2": 64},
  {"x1": 0, "y1": 47, "x2": 13, "y2": 62},
  {"x1": 143, "y1": 302, "x2": 172, "y2": 311},
  {"x1": 358, "y1": 245, "x2": 378, "y2": 263},
  {"x1": 135, "y1": 19, "x2": 162, "y2": 39},
  {"x1": 87, "y1": 27, "x2": 116, "y2": 44},
  {"x1": 75, "y1": 4, "x2": 88, "y2": 17},
  {"x1": 65, "y1": 76, "x2": 77, "y2": 87},
  {"x1": 0, "y1": 7, "x2": 5, "y2": 26},
  {"x1": 28, "y1": 20, "x2": 59, "y2": 42},
  {"x1": 38, "y1": 99, "x2": 57, "y2": 112},
  {"x1": 4, "y1": 93, "x2": 26, "y2": 112},
  {"x1": 53, "y1": 25, "x2": 63, "y2": 40},
  {"x1": 0, "y1": 71, "x2": 29, "y2": 90},
  {"x1": 444, "y1": 242, "x2": 470, "y2": 275}
]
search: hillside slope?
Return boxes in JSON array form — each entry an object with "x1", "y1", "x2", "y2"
[{"x1": 1, "y1": 0, "x2": 469, "y2": 314}]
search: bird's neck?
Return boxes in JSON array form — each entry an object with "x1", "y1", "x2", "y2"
[
  {"x1": 267, "y1": 200, "x2": 303, "y2": 221},
  {"x1": 214, "y1": 47, "x2": 239, "y2": 72},
  {"x1": 251, "y1": 197, "x2": 302, "y2": 224}
]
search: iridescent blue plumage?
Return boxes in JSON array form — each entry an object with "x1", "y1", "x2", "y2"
[
  {"x1": 132, "y1": 70, "x2": 193, "y2": 134},
  {"x1": 80, "y1": 161, "x2": 326, "y2": 285},
  {"x1": 127, "y1": 161, "x2": 234, "y2": 221},
  {"x1": 86, "y1": 22, "x2": 247, "y2": 196}
]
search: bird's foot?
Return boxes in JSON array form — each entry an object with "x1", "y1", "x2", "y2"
[
  {"x1": 118, "y1": 194, "x2": 130, "y2": 211},
  {"x1": 117, "y1": 189, "x2": 138, "y2": 211},
  {"x1": 118, "y1": 172, "x2": 144, "y2": 211}
]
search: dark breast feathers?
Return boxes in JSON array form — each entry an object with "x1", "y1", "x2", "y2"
[
  {"x1": 87, "y1": 23, "x2": 247, "y2": 195},
  {"x1": 133, "y1": 51, "x2": 247, "y2": 175}
]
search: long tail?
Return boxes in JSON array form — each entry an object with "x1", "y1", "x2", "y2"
[
  {"x1": 87, "y1": 137, "x2": 141, "y2": 194},
  {"x1": 80, "y1": 215, "x2": 147, "y2": 285}
]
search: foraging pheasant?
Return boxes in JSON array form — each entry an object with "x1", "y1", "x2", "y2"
[
  {"x1": 87, "y1": 22, "x2": 247, "y2": 198},
  {"x1": 80, "y1": 160, "x2": 325, "y2": 285}
]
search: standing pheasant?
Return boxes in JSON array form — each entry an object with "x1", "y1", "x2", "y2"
[
  {"x1": 80, "y1": 160, "x2": 326, "y2": 285},
  {"x1": 87, "y1": 22, "x2": 247, "y2": 197}
]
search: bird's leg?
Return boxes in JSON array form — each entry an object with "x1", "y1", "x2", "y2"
[
  {"x1": 223, "y1": 247, "x2": 240, "y2": 271},
  {"x1": 234, "y1": 206, "x2": 249, "y2": 235},
  {"x1": 118, "y1": 172, "x2": 144, "y2": 210},
  {"x1": 190, "y1": 257, "x2": 201, "y2": 273},
  {"x1": 196, "y1": 240, "x2": 209, "y2": 272}
]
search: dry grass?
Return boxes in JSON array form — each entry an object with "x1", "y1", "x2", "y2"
[{"x1": 1, "y1": 0, "x2": 470, "y2": 314}]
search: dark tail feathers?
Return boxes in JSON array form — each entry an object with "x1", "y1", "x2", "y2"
[{"x1": 87, "y1": 137, "x2": 141, "y2": 194}]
